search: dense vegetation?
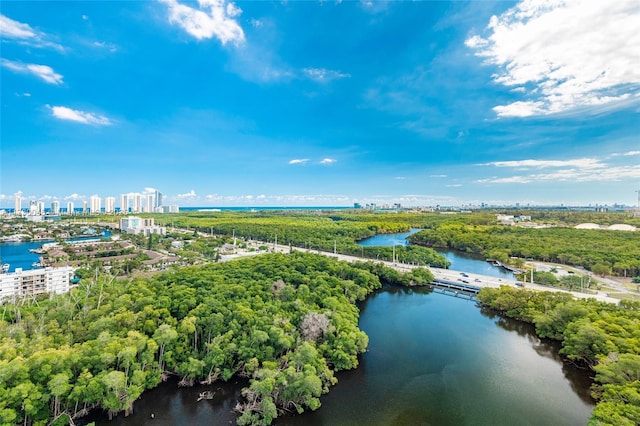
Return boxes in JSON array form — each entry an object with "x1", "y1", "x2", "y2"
[
  {"x1": 151, "y1": 211, "x2": 451, "y2": 268},
  {"x1": 0, "y1": 253, "x2": 433, "y2": 425},
  {"x1": 409, "y1": 224, "x2": 640, "y2": 277},
  {"x1": 477, "y1": 287, "x2": 640, "y2": 426}
]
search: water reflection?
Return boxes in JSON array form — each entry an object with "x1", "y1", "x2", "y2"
[{"x1": 481, "y1": 307, "x2": 595, "y2": 405}]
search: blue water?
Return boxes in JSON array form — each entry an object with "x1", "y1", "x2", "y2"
[
  {"x1": 0, "y1": 231, "x2": 111, "y2": 273},
  {"x1": 0, "y1": 241, "x2": 43, "y2": 272},
  {"x1": 358, "y1": 229, "x2": 515, "y2": 279}
]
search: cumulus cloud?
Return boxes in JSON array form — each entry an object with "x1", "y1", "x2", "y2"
[
  {"x1": 466, "y1": 0, "x2": 640, "y2": 117},
  {"x1": 0, "y1": 14, "x2": 64, "y2": 51},
  {"x1": 2, "y1": 59, "x2": 63, "y2": 85},
  {"x1": 303, "y1": 68, "x2": 351, "y2": 83},
  {"x1": 161, "y1": 0, "x2": 245, "y2": 45},
  {"x1": 48, "y1": 105, "x2": 112, "y2": 126},
  {"x1": 289, "y1": 158, "x2": 309, "y2": 165},
  {"x1": 320, "y1": 158, "x2": 337, "y2": 165}
]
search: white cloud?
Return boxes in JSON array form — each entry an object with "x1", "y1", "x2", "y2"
[
  {"x1": 177, "y1": 189, "x2": 197, "y2": 199},
  {"x1": 446, "y1": 184, "x2": 463, "y2": 187},
  {"x1": 303, "y1": 68, "x2": 351, "y2": 83},
  {"x1": 64, "y1": 193, "x2": 85, "y2": 201},
  {"x1": 161, "y1": 0, "x2": 245, "y2": 45},
  {"x1": 143, "y1": 187, "x2": 158, "y2": 194},
  {"x1": 250, "y1": 19, "x2": 263, "y2": 28},
  {"x1": 48, "y1": 105, "x2": 112, "y2": 126},
  {"x1": 466, "y1": 0, "x2": 640, "y2": 117},
  {"x1": 0, "y1": 14, "x2": 64, "y2": 51},
  {"x1": 2, "y1": 59, "x2": 63, "y2": 85},
  {"x1": 482, "y1": 158, "x2": 603, "y2": 169},
  {"x1": 0, "y1": 14, "x2": 37, "y2": 39},
  {"x1": 477, "y1": 165, "x2": 640, "y2": 184},
  {"x1": 289, "y1": 158, "x2": 309, "y2": 165},
  {"x1": 429, "y1": 174, "x2": 448, "y2": 178},
  {"x1": 320, "y1": 158, "x2": 337, "y2": 165},
  {"x1": 395, "y1": 176, "x2": 406, "y2": 180},
  {"x1": 477, "y1": 154, "x2": 640, "y2": 184},
  {"x1": 623, "y1": 151, "x2": 640, "y2": 156},
  {"x1": 92, "y1": 41, "x2": 118, "y2": 53}
]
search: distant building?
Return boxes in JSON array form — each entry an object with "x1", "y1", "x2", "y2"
[
  {"x1": 145, "y1": 194, "x2": 154, "y2": 213},
  {"x1": 66, "y1": 201, "x2": 75, "y2": 215},
  {"x1": 163, "y1": 205, "x2": 179, "y2": 213},
  {"x1": 154, "y1": 190, "x2": 163, "y2": 209},
  {"x1": 90, "y1": 195, "x2": 101, "y2": 214},
  {"x1": 51, "y1": 200, "x2": 60, "y2": 215},
  {"x1": 14, "y1": 194, "x2": 22, "y2": 214},
  {"x1": 82, "y1": 200, "x2": 88, "y2": 213},
  {"x1": 0, "y1": 266, "x2": 74, "y2": 303},
  {"x1": 29, "y1": 200, "x2": 39, "y2": 215},
  {"x1": 120, "y1": 194, "x2": 129, "y2": 213},
  {"x1": 132, "y1": 194, "x2": 142, "y2": 213},
  {"x1": 353, "y1": 203, "x2": 362, "y2": 209},
  {"x1": 119, "y1": 216, "x2": 166, "y2": 236},
  {"x1": 105, "y1": 197, "x2": 116, "y2": 213}
]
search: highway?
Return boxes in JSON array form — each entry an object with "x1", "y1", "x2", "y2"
[{"x1": 246, "y1": 241, "x2": 619, "y2": 304}]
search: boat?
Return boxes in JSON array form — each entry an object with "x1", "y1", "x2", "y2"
[{"x1": 1, "y1": 263, "x2": 9, "y2": 273}]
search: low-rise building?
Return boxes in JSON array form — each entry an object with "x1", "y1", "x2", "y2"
[
  {"x1": 0, "y1": 266, "x2": 74, "y2": 302},
  {"x1": 119, "y1": 216, "x2": 166, "y2": 236}
]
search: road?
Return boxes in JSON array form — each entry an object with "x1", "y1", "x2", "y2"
[{"x1": 244, "y1": 241, "x2": 619, "y2": 304}]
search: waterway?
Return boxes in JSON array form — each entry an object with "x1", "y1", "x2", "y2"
[
  {"x1": 15, "y1": 230, "x2": 593, "y2": 425},
  {"x1": 87, "y1": 288, "x2": 594, "y2": 426},
  {"x1": 0, "y1": 232, "x2": 110, "y2": 273},
  {"x1": 358, "y1": 229, "x2": 514, "y2": 280}
]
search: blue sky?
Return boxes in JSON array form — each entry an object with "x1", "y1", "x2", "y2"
[{"x1": 1, "y1": 0, "x2": 639, "y2": 208}]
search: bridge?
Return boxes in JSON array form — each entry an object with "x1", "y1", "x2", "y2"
[{"x1": 244, "y1": 241, "x2": 618, "y2": 304}]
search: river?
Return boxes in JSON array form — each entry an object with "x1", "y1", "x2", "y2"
[
  {"x1": 358, "y1": 228, "x2": 514, "y2": 279},
  {"x1": 86, "y1": 230, "x2": 593, "y2": 425},
  {"x1": 88, "y1": 287, "x2": 594, "y2": 426}
]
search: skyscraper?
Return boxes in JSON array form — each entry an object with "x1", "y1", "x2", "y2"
[
  {"x1": 154, "y1": 190, "x2": 163, "y2": 209},
  {"x1": 144, "y1": 194, "x2": 153, "y2": 213},
  {"x1": 51, "y1": 201, "x2": 60, "y2": 215},
  {"x1": 120, "y1": 194, "x2": 129, "y2": 213},
  {"x1": 132, "y1": 194, "x2": 142, "y2": 213},
  {"x1": 90, "y1": 195, "x2": 101, "y2": 214},
  {"x1": 105, "y1": 197, "x2": 116, "y2": 213},
  {"x1": 14, "y1": 194, "x2": 21, "y2": 214},
  {"x1": 67, "y1": 201, "x2": 74, "y2": 215}
]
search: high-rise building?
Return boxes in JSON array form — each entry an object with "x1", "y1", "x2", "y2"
[
  {"x1": 37, "y1": 201, "x2": 45, "y2": 215},
  {"x1": 90, "y1": 195, "x2": 101, "y2": 214},
  {"x1": 29, "y1": 200, "x2": 38, "y2": 215},
  {"x1": 14, "y1": 194, "x2": 21, "y2": 214},
  {"x1": 145, "y1": 194, "x2": 154, "y2": 213},
  {"x1": 119, "y1": 194, "x2": 129, "y2": 213},
  {"x1": 82, "y1": 200, "x2": 88, "y2": 213},
  {"x1": 51, "y1": 201, "x2": 60, "y2": 215},
  {"x1": 154, "y1": 190, "x2": 163, "y2": 209},
  {"x1": 132, "y1": 194, "x2": 142, "y2": 213},
  {"x1": 105, "y1": 197, "x2": 116, "y2": 213},
  {"x1": 66, "y1": 201, "x2": 74, "y2": 215}
]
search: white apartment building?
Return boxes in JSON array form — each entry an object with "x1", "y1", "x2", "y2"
[
  {"x1": 0, "y1": 266, "x2": 75, "y2": 303},
  {"x1": 51, "y1": 200, "x2": 60, "y2": 215},
  {"x1": 119, "y1": 216, "x2": 166, "y2": 236},
  {"x1": 90, "y1": 195, "x2": 101, "y2": 213},
  {"x1": 67, "y1": 201, "x2": 75, "y2": 215},
  {"x1": 105, "y1": 197, "x2": 116, "y2": 213},
  {"x1": 14, "y1": 195, "x2": 21, "y2": 214},
  {"x1": 145, "y1": 194, "x2": 154, "y2": 213},
  {"x1": 132, "y1": 194, "x2": 142, "y2": 213},
  {"x1": 120, "y1": 194, "x2": 129, "y2": 213}
]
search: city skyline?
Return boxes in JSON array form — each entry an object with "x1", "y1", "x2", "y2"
[{"x1": 1, "y1": 1, "x2": 639, "y2": 207}]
